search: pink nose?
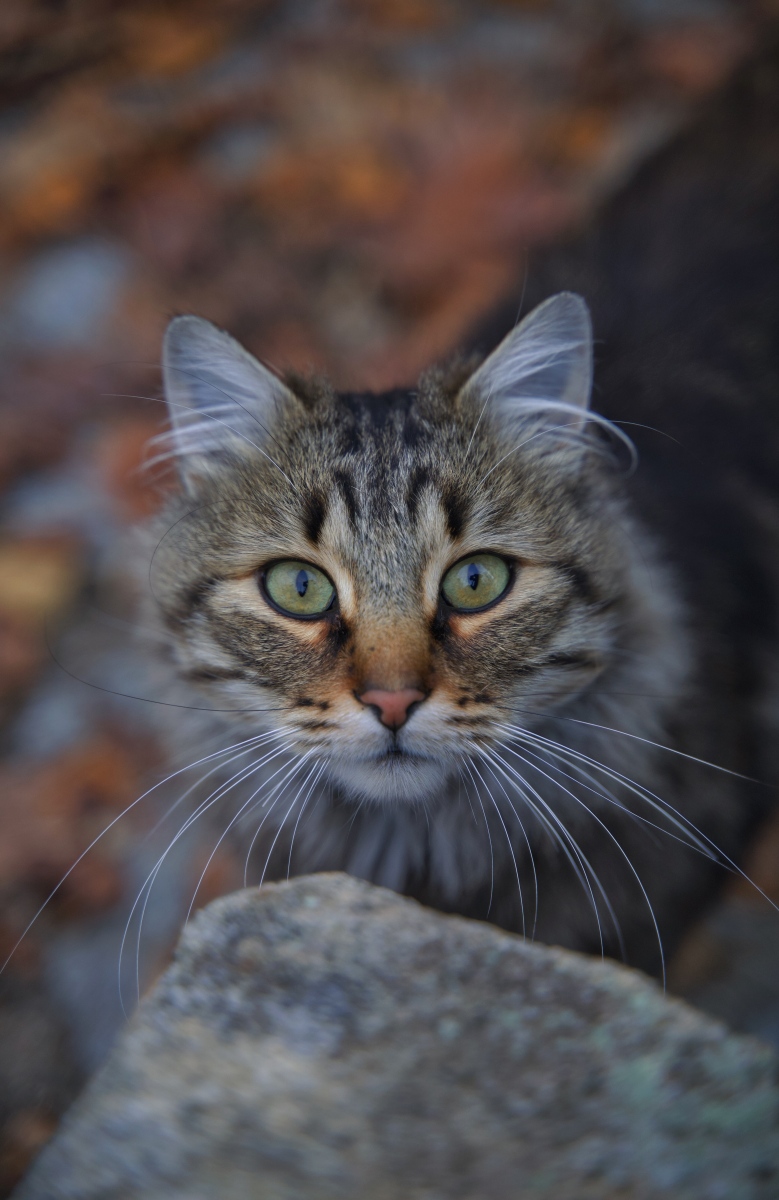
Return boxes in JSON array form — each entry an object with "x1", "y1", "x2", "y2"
[{"x1": 357, "y1": 687, "x2": 426, "y2": 730}]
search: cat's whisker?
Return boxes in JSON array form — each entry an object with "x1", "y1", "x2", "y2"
[
  {"x1": 499, "y1": 722, "x2": 715, "y2": 858},
  {"x1": 469, "y1": 755, "x2": 526, "y2": 937},
  {"x1": 122, "y1": 740, "x2": 293, "y2": 1010},
  {"x1": 242, "y1": 750, "x2": 319, "y2": 884},
  {"x1": 458, "y1": 759, "x2": 494, "y2": 914},
  {"x1": 477, "y1": 405, "x2": 636, "y2": 489},
  {"x1": 284, "y1": 763, "x2": 326, "y2": 878},
  {"x1": 454, "y1": 765, "x2": 480, "y2": 830},
  {"x1": 259, "y1": 760, "x2": 325, "y2": 889},
  {"x1": 481, "y1": 746, "x2": 611, "y2": 958},
  {"x1": 509, "y1": 724, "x2": 779, "y2": 918},
  {"x1": 47, "y1": 623, "x2": 284, "y2": 714},
  {"x1": 474, "y1": 751, "x2": 539, "y2": 939},
  {"x1": 510, "y1": 711, "x2": 763, "y2": 784},
  {"x1": 510, "y1": 736, "x2": 692, "y2": 854},
  {"x1": 464, "y1": 379, "x2": 496, "y2": 460},
  {"x1": 2, "y1": 730, "x2": 283, "y2": 981},
  {"x1": 287, "y1": 768, "x2": 327, "y2": 880},
  {"x1": 181, "y1": 745, "x2": 307, "y2": 926},
  {"x1": 497, "y1": 738, "x2": 662, "y2": 978},
  {"x1": 145, "y1": 729, "x2": 288, "y2": 842}
]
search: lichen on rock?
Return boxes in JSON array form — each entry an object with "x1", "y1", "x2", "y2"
[{"x1": 15, "y1": 873, "x2": 779, "y2": 1199}]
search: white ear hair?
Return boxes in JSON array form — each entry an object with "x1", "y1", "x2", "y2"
[
  {"x1": 464, "y1": 292, "x2": 593, "y2": 439},
  {"x1": 154, "y1": 315, "x2": 295, "y2": 494}
]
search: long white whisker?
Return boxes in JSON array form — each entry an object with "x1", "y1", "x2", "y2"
[
  {"x1": 123, "y1": 741, "x2": 292, "y2": 1009},
  {"x1": 259, "y1": 760, "x2": 324, "y2": 888},
  {"x1": 287, "y1": 764, "x2": 326, "y2": 879},
  {"x1": 475, "y1": 751, "x2": 539, "y2": 938},
  {"x1": 507, "y1": 723, "x2": 779, "y2": 917},
  {"x1": 285, "y1": 763, "x2": 324, "y2": 878},
  {"x1": 499, "y1": 722, "x2": 715, "y2": 857},
  {"x1": 145, "y1": 729, "x2": 287, "y2": 841},
  {"x1": 512, "y1": 735, "x2": 697, "y2": 854},
  {"x1": 242, "y1": 751, "x2": 317, "y2": 884},
  {"x1": 480, "y1": 746, "x2": 600, "y2": 931},
  {"x1": 500, "y1": 739, "x2": 663, "y2": 979},
  {"x1": 480, "y1": 746, "x2": 608, "y2": 957},
  {"x1": 470, "y1": 755, "x2": 526, "y2": 936},
  {"x1": 2, "y1": 729, "x2": 280, "y2": 980},
  {"x1": 492, "y1": 742, "x2": 628, "y2": 960},
  {"x1": 455, "y1": 764, "x2": 480, "y2": 829},
  {"x1": 459, "y1": 759, "x2": 494, "y2": 914},
  {"x1": 181, "y1": 745, "x2": 307, "y2": 926},
  {"x1": 512, "y1": 711, "x2": 762, "y2": 783}
]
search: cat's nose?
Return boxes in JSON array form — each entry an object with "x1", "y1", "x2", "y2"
[{"x1": 357, "y1": 687, "x2": 426, "y2": 730}]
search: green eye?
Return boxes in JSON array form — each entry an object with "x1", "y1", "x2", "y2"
[
  {"x1": 441, "y1": 553, "x2": 511, "y2": 612},
  {"x1": 263, "y1": 560, "x2": 335, "y2": 617}
]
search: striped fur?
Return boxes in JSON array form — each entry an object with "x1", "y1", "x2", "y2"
[{"x1": 143, "y1": 293, "x2": 747, "y2": 974}]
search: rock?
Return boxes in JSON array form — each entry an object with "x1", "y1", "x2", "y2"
[{"x1": 14, "y1": 874, "x2": 779, "y2": 1199}]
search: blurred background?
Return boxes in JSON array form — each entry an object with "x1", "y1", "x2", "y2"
[{"x1": 0, "y1": 0, "x2": 778, "y2": 1191}]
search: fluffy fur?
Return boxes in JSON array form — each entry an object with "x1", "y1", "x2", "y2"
[
  {"x1": 140, "y1": 46, "x2": 779, "y2": 975},
  {"x1": 142, "y1": 286, "x2": 754, "y2": 977}
]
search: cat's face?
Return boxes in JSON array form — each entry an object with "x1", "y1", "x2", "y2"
[{"x1": 151, "y1": 295, "x2": 628, "y2": 805}]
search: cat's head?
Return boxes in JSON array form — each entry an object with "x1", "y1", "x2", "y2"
[{"x1": 149, "y1": 294, "x2": 632, "y2": 805}]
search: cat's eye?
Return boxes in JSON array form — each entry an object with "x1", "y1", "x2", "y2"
[
  {"x1": 441, "y1": 553, "x2": 511, "y2": 612},
  {"x1": 263, "y1": 560, "x2": 336, "y2": 618}
]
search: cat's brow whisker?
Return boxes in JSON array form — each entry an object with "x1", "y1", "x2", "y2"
[
  {"x1": 46, "y1": 622, "x2": 284, "y2": 714},
  {"x1": 477, "y1": 407, "x2": 636, "y2": 489},
  {"x1": 146, "y1": 497, "x2": 234, "y2": 603},
  {"x1": 464, "y1": 380, "x2": 496, "y2": 460},
  {"x1": 163, "y1": 367, "x2": 290, "y2": 459}
]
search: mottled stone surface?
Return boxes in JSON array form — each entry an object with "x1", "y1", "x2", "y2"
[{"x1": 15, "y1": 874, "x2": 779, "y2": 1199}]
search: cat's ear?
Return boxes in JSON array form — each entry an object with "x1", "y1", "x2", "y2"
[
  {"x1": 461, "y1": 292, "x2": 593, "y2": 448},
  {"x1": 159, "y1": 315, "x2": 296, "y2": 494}
]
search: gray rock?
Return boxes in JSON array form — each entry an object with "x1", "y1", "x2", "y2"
[{"x1": 15, "y1": 874, "x2": 779, "y2": 1199}]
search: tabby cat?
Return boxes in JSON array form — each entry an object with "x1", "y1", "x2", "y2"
[
  {"x1": 140, "y1": 300, "x2": 733, "y2": 977},
  {"x1": 146, "y1": 48, "x2": 779, "y2": 977}
]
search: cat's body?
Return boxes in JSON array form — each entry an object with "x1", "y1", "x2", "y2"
[{"x1": 145, "y1": 45, "x2": 779, "y2": 977}]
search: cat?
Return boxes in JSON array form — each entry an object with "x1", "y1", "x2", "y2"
[{"x1": 143, "y1": 44, "x2": 779, "y2": 979}]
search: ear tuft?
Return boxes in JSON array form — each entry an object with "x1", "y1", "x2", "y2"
[
  {"x1": 463, "y1": 292, "x2": 593, "y2": 438},
  {"x1": 154, "y1": 315, "x2": 295, "y2": 494}
]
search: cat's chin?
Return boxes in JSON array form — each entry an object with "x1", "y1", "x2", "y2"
[{"x1": 328, "y1": 752, "x2": 446, "y2": 805}]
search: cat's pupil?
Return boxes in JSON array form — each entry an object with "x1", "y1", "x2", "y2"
[
  {"x1": 295, "y1": 569, "x2": 309, "y2": 597},
  {"x1": 467, "y1": 563, "x2": 481, "y2": 590}
]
